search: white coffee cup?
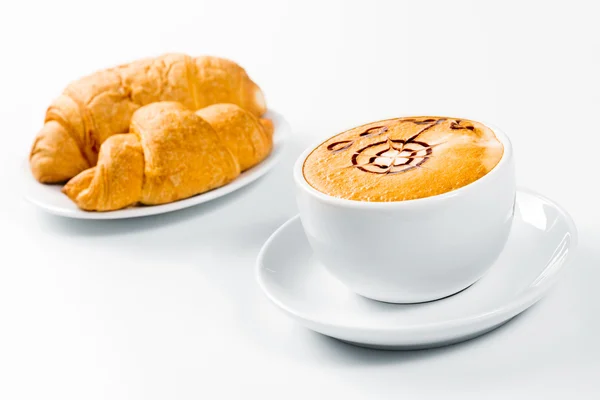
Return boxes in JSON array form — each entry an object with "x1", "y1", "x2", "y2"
[{"x1": 294, "y1": 124, "x2": 516, "y2": 303}]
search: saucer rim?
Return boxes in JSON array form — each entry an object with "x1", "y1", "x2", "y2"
[{"x1": 256, "y1": 187, "x2": 578, "y2": 334}]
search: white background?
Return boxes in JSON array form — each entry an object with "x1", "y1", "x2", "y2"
[{"x1": 1, "y1": 0, "x2": 599, "y2": 398}]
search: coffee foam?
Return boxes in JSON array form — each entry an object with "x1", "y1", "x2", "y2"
[{"x1": 303, "y1": 117, "x2": 504, "y2": 202}]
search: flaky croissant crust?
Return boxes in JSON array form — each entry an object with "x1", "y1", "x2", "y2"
[
  {"x1": 62, "y1": 102, "x2": 273, "y2": 211},
  {"x1": 30, "y1": 54, "x2": 266, "y2": 183}
]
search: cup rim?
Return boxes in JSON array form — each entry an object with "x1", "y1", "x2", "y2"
[{"x1": 293, "y1": 117, "x2": 513, "y2": 209}]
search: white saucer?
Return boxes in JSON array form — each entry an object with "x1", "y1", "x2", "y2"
[
  {"x1": 23, "y1": 109, "x2": 291, "y2": 219},
  {"x1": 256, "y1": 188, "x2": 578, "y2": 350}
]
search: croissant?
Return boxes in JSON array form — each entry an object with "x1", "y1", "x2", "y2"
[
  {"x1": 62, "y1": 102, "x2": 273, "y2": 211},
  {"x1": 30, "y1": 54, "x2": 266, "y2": 184},
  {"x1": 197, "y1": 103, "x2": 273, "y2": 171}
]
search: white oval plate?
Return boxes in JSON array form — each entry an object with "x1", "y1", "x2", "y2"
[
  {"x1": 256, "y1": 189, "x2": 578, "y2": 350},
  {"x1": 24, "y1": 109, "x2": 290, "y2": 219}
]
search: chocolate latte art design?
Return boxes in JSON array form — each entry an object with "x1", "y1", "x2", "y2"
[
  {"x1": 302, "y1": 115, "x2": 504, "y2": 202},
  {"x1": 326, "y1": 126, "x2": 389, "y2": 153},
  {"x1": 351, "y1": 137, "x2": 433, "y2": 174},
  {"x1": 325, "y1": 118, "x2": 477, "y2": 175}
]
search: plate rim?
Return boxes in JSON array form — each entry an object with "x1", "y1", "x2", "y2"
[
  {"x1": 256, "y1": 187, "x2": 579, "y2": 334},
  {"x1": 23, "y1": 109, "x2": 290, "y2": 220}
]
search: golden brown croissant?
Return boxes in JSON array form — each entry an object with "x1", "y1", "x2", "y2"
[
  {"x1": 196, "y1": 104, "x2": 273, "y2": 171},
  {"x1": 30, "y1": 54, "x2": 266, "y2": 184},
  {"x1": 63, "y1": 102, "x2": 273, "y2": 211}
]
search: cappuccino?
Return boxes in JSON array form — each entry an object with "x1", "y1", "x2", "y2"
[{"x1": 303, "y1": 116, "x2": 503, "y2": 202}]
